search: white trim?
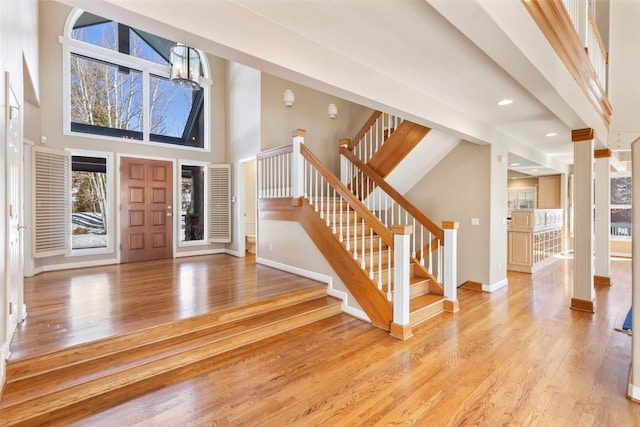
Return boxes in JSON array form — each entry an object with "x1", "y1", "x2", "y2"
[
  {"x1": 67, "y1": 149, "x2": 114, "y2": 256},
  {"x1": 225, "y1": 248, "x2": 244, "y2": 257},
  {"x1": 41, "y1": 258, "x2": 118, "y2": 273},
  {"x1": 236, "y1": 157, "x2": 257, "y2": 256},
  {"x1": 483, "y1": 278, "x2": 508, "y2": 293},
  {"x1": 611, "y1": 251, "x2": 632, "y2": 258},
  {"x1": 256, "y1": 257, "x2": 371, "y2": 322},
  {"x1": 175, "y1": 248, "x2": 225, "y2": 258},
  {"x1": 178, "y1": 159, "x2": 209, "y2": 247},
  {"x1": 1, "y1": 341, "x2": 10, "y2": 390},
  {"x1": 628, "y1": 367, "x2": 640, "y2": 401}
]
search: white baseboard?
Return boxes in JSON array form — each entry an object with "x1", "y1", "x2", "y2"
[
  {"x1": 176, "y1": 248, "x2": 226, "y2": 258},
  {"x1": 483, "y1": 278, "x2": 508, "y2": 293},
  {"x1": 256, "y1": 257, "x2": 370, "y2": 322},
  {"x1": 628, "y1": 368, "x2": 640, "y2": 402},
  {"x1": 41, "y1": 258, "x2": 118, "y2": 273},
  {"x1": 1, "y1": 341, "x2": 10, "y2": 392},
  {"x1": 224, "y1": 248, "x2": 244, "y2": 257},
  {"x1": 611, "y1": 252, "x2": 632, "y2": 258}
]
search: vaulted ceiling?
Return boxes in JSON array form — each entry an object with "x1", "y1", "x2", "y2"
[{"x1": 58, "y1": 0, "x2": 612, "y2": 175}]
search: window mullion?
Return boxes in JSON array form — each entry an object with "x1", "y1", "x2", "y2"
[{"x1": 143, "y1": 69, "x2": 150, "y2": 142}]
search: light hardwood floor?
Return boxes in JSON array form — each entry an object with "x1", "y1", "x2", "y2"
[{"x1": 14, "y1": 256, "x2": 640, "y2": 425}]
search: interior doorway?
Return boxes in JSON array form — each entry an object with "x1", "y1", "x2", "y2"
[
  {"x1": 238, "y1": 158, "x2": 257, "y2": 256},
  {"x1": 120, "y1": 157, "x2": 174, "y2": 263}
]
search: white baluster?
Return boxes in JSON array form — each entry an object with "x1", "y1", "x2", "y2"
[
  {"x1": 437, "y1": 240, "x2": 442, "y2": 283},
  {"x1": 345, "y1": 202, "x2": 350, "y2": 250},
  {"x1": 420, "y1": 226, "x2": 425, "y2": 266},
  {"x1": 387, "y1": 246, "x2": 392, "y2": 301},
  {"x1": 361, "y1": 219, "x2": 366, "y2": 269},
  {"x1": 428, "y1": 232, "x2": 433, "y2": 274},
  {"x1": 326, "y1": 181, "x2": 331, "y2": 226},
  {"x1": 377, "y1": 237, "x2": 382, "y2": 290},
  {"x1": 332, "y1": 187, "x2": 336, "y2": 233},
  {"x1": 313, "y1": 169, "x2": 318, "y2": 210},
  {"x1": 411, "y1": 218, "x2": 416, "y2": 258},
  {"x1": 277, "y1": 154, "x2": 281, "y2": 197},
  {"x1": 353, "y1": 211, "x2": 358, "y2": 260},
  {"x1": 319, "y1": 173, "x2": 324, "y2": 218},
  {"x1": 369, "y1": 228, "x2": 374, "y2": 279}
]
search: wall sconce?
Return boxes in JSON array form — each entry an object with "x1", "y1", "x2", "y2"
[
  {"x1": 284, "y1": 89, "x2": 295, "y2": 107},
  {"x1": 328, "y1": 103, "x2": 338, "y2": 119},
  {"x1": 170, "y1": 44, "x2": 201, "y2": 88}
]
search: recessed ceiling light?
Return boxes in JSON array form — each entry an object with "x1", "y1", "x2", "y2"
[
  {"x1": 510, "y1": 162, "x2": 521, "y2": 166},
  {"x1": 497, "y1": 99, "x2": 513, "y2": 106},
  {"x1": 531, "y1": 169, "x2": 538, "y2": 172},
  {"x1": 545, "y1": 132, "x2": 557, "y2": 137}
]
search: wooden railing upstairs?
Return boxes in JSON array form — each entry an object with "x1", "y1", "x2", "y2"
[
  {"x1": 346, "y1": 110, "x2": 403, "y2": 165},
  {"x1": 523, "y1": 0, "x2": 612, "y2": 127},
  {"x1": 561, "y1": 0, "x2": 608, "y2": 90},
  {"x1": 257, "y1": 130, "x2": 459, "y2": 333}
]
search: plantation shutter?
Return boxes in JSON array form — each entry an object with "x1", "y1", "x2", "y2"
[
  {"x1": 208, "y1": 164, "x2": 231, "y2": 243},
  {"x1": 33, "y1": 146, "x2": 71, "y2": 257}
]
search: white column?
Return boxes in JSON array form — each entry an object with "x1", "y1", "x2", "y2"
[
  {"x1": 443, "y1": 221, "x2": 459, "y2": 313},
  {"x1": 594, "y1": 150, "x2": 611, "y2": 285},
  {"x1": 291, "y1": 129, "x2": 305, "y2": 199},
  {"x1": 390, "y1": 225, "x2": 412, "y2": 340},
  {"x1": 629, "y1": 140, "x2": 640, "y2": 401},
  {"x1": 571, "y1": 129, "x2": 595, "y2": 312}
]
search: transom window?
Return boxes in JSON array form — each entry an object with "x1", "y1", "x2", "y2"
[{"x1": 63, "y1": 10, "x2": 209, "y2": 149}]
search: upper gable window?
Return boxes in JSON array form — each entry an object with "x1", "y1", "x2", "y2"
[{"x1": 63, "y1": 10, "x2": 210, "y2": 150}]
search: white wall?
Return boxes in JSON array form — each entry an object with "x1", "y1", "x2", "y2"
[
  {"x1": 405, "y1": 141, "x2": 491, "y2": 287},
  {"x1": 0, "y1": 0, "x2": 39, "y2": 391},
  {"x1": 609, "y1": 0, "x2": 640, "y2": 149},
  {"x1": 226, "y1": 62, "x2": 261, "y2": 254},
  {"x1": 259, "y1": 220, "x2": 365, "y2": 317},
  {"x1": 488, "y1": 143, "x2": 508, "y2": 290},
  {"x1": 260, "y1": 73, "x2": 370, "y2": 176}
]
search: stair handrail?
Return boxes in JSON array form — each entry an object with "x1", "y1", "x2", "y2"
[
  {"x1": 346, "y1": 110, "x2": 403, "y2": 165},
  {"x1": 340, "y1": 145, "x2": 444, "y2": 242},
  {"x1": 299, "y1": 144, "x2": 393, "y2": 246},
  {"x1": 347, "y1": 110, "x2": 382, "y2": 151}
]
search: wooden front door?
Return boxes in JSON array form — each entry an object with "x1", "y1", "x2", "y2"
[{"x1": 120, "y1": 157, "x2": 173, "y2": 263}]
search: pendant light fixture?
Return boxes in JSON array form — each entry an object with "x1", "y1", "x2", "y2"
[{"x1": 170, "y1": 44, "x2": 201, "y2": 88}]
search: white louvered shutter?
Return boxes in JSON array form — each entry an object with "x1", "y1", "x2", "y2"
[
  {"x1": 208, "y1": 164, "x2": 231, "y2": 243},
  {"x1": 33, "y1": 146, "x2": 71, "y2": 257}
]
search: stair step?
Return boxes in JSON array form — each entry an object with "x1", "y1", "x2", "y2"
[
  {"x1": 6, "y1": 285, "x2": 327, "y2": 382},
  {"x1": 410, "y1": 294, "x2": 445, "y2": 326},
  {"x1": 0, "y1": 294, "x2": 341, "y2": 425}
]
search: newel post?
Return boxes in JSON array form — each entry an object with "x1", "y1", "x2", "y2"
[
  {"x1": 390, "y1": 224, "x2": 413, "y2": 340},
  {"x1": 291, "y1": 129, "x2": 306, "y2": 200},
  {"x1": 442, "y1": 221, "x2": 460, "y2": 313},
  {"x1": 339, "y1": 138, "x2": 350, "y2": 185}
]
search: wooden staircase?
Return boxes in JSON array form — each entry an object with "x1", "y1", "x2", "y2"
[
  {"x1": 275, "y1": 196, "x2": 445, "y2": 332},
  {"x1": 332, "y1": 203, "x2": 445, "y2": 327},
  {"x1": 0, "y1": 286, "x2": 341, "y2": 426}
]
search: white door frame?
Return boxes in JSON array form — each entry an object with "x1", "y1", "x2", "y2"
[
  {"x1": 5, "y1": 71, "x2": 25, "y2": 340},
  {"x1": 236, "y1": 156, "x2": 258, "y2": 256}
]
